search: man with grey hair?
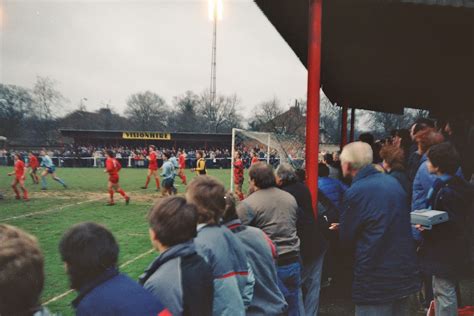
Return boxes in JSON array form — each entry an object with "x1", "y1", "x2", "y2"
[
  {"x1": 276, "y1": 163, "x2": 327, "y2": 316},
  {"x1": 336, "y1": 142, "x2": 420, "y2": 316},
  {"x1": 237, "y1": 162, "x2": 302, "y2": 316}
]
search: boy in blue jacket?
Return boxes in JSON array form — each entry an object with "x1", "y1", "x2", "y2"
[
  {"x1": 60, "y1": 222, "x2": 170, "y2": 316},
  {"x1": 416, "y1": 142, "x2": 472, "y2": 316},
  {"x1": 140, "y1": 196, "x2": 214, "y2": 316},
  {"x1": 186, "y1": 176, "x2": 255, "y2": 316}
]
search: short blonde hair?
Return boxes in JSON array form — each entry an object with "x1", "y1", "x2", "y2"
[{"x1": 340, "y1": 141, "x2": 373, "y2": 170}]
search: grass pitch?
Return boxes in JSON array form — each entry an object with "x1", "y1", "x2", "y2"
[{"x1": 0, "y1": 166, "x2": 235, "y2": 315}]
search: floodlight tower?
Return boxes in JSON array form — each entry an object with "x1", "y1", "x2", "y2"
[{"x1": 209, "y1": 0, "x2": 222, "y2": 108}]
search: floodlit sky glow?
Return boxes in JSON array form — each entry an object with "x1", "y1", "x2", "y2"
[{"x1": 0, "y1": 0, "x2": 307, "y2": 117}]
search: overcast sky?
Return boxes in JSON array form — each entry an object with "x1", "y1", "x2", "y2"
[{"x1": 0, "y1": 0, "x2": 308, "y2": 117}]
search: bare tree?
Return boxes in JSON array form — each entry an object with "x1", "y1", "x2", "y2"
[
  {"x1": 248, "y1": 97, "x2": 284, "y2": 131},
  {"x1": 319, "y1": 96, "x2": 342, "y2": 143},
  {"x1": 125, "y1": 91, "x2": 168, "y2": 131},
  {"x1": 32, "y1": 76, "x2": 66, "y2": 120},
  {"x1": 168, "y1": 91, "x2": 203, "y2": 132},
  {"x1": 199, "y1": 91, "x2": 242, "y2": 133},
  {"x1": 0, "y1": 84, "x2": 34, "y2": 138}
]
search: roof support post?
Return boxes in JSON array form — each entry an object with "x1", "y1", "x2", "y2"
[
  {"x1": 340, "y1": 105, "x2": 348, "y2": 150},
  {"x1": 350, "y1": 107, "x2": 356, "y2": 142},
  {"x1": 305, "y1": 0, "x2": 322, "y2": 214}
]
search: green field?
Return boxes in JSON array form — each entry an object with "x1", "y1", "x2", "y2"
[{"x1": 0, "y1": 166, "x2": 234, "y2": 315}]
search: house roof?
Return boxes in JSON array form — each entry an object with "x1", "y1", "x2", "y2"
[{"x1": 254, "y1": 0, "x2": 474, "y2": 116}]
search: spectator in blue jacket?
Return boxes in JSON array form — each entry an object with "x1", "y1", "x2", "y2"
[
  {"x1": 318, "y1": 163, "x2": 348, "y2": 211},
  {"x1": 59, "y1": 222, "x2": 170, "y2": 316},
  {"x1": 140, "y1": 196, "x2": 214, "y2": 316},
  {"x1": 336, "y1": 142, "x2": 420, "y2": 316},
  {"x1": 379, "y1": 145, "x2": 411, "y2": 197},
  {"x1": 186, "y1": 176, "x2": 254, "y2": 316},
  {"x1": 416, "y1": 142, "x2": 473, "y2": 316},
  {"x1": 412, "y1": 129, "x2": 445, "y2": 212},
  {"x1": 223, "y1": 192, "x2": 287, "y2": 316}
]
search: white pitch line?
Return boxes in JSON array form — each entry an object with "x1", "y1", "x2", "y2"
[
  {"x1": 43, "y1": 248, "x2": 155, "y2": 306},
  {"x1": 0, "y1": 197, "x2": 104, "y2": 222},
  {"x1": 1, "y1": 188, "x2": 159, "y2": 222}
]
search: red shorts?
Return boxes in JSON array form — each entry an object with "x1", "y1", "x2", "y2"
[
  {"x1": 148, "y1": 165, "x2": 158, "y2": 171},
  {"x1": 15, "y1": 176, "x2": 24, "y2": 182},
  {"x1": 109, "y1": 175, "x2": 119, "y2": 184}
]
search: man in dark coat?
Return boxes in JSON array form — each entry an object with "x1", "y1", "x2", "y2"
[
  {"x1": 417, "y1": 142, "x2": 473, "y2": 316},
  {"x1": 336, "y1": 142, "x2": 420, "y2": 316},
  {"x1": 275, "y1": 163, "x2": 327, "y2": 316}
]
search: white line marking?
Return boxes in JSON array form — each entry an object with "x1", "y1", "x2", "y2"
[
  {"x1": 0, "y1": 188, "x2": 155, "y2": 222},
  {"x1": 43, "y1": 248, "x2": 155, "y2": 305},
  {"x1": 0, "y1": 197, "x2": 104, "y2": 222}
]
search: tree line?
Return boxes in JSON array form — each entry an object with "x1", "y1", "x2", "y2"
[{"x1": 0, "y1": 76, "x2": 428, "y2": 146}]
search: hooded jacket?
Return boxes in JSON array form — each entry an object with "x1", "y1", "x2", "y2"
[
  {"x1": 225, "y1": 219, "x2": 287, "y2": 315},
  {"x1": 194, "y1": 224, "x2": 255, "y2": 316},
  {"x1": 139, "y1": 241, "x2": 213, "y2": 316}
]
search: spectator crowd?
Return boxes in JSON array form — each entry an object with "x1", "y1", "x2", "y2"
[{"x1": 1, "y1": 117, "x2": 473, "y2": 316}]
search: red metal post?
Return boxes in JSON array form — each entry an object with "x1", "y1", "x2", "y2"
[
  {"x1": 305, "y1": 0, "x2": 322, "y2": 214},
  {"x1": 350, "y1": 107, "x2": 356, "y2": 142},
  {"x1": 340, "y1": 105, "x2": 348, "y2": 150}
]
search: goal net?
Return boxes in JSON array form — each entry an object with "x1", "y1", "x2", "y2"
[{"x1": 230, "y1": 128, "x2": 306, "y2": 190}]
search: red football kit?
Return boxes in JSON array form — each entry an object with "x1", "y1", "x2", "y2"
[
  {"x1": 106, "y1": 157, "x2": 122, "y2": 184},
  {"x1": 148, "y1": 151, "x2": 158, "y2": 170},
  {"x1": 233, "y1": 160, "x2": 244, "y2": 185},
  {"x1": 179, "y1": 154, "x2": 186, "y2": 169},
  {"x1": 15, "y1": 160, "x2": 26, "y2": 180},
  {"x1": 251, "y1": 156, "x2": 259, "y2": 165},
  {"x1": 29, "y1": 156, "x2": 39, "y2": 169}
]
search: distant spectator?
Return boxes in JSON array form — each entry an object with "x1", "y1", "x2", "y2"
[
  {"x1": 442, "y1": 118, "x2": 473, "y2": 181},
  {"x1": 140, "y1": 196, "x2": 213, "y2": 316},
  {"x1": 59, "y1": 222, "x2": 169, "y2": 316},
  {"x1": 276, "y1": 163, "x2": 327, "y2": 316},
  {"x1": 407, "y1": 118, "x2": 436, "y2": 181},
  {"x1": 417, "y1": 142, "x2": 473, "y2": 316},
  {"x1": 411, "y1": 129, "x2": 445, "y2": 211},
  {"x1": 337, "y1": 142, "x2": 420, "y2": 315},
  {"x1": 359, "y1": 132, "x2": 381, "y2": 163},
  {"x1": 322, "y1": 153, "x2": 340, "y2": 179},
  {"x1": 186, "y1": 176, "x2": 254, "y2": 316},
  {"x1": 0, "y1": 224, "x2": 51, "y2": 316},
  {"x1": 393, "y1": 129, "x2": 412, "y2": 165},
  {"x1": 237, "y1": 162, "x2": 301, "y2": 316},
  {"x1": 380, "y1": 145, "x2": 411, "y2": 196},
  {"x1": 318, "y1": 163, "x2": 348, "y2": 210},
  {"x1": 223, "y1": 192, "x2": 287, "y2": 315}
]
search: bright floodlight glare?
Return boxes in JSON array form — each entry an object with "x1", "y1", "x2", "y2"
[{"x1": 208, "y1": 0, "x2": 223, "y2": 21}]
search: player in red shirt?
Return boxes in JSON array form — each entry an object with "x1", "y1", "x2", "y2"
[
  {"x1": 27, "y1": 152, "x2": 40, "y2": 184},
  {"x1": 141, "y1": 145, "x2": 160, "y2": 190},
  {"x1": 8, "y1": 154, "x2": 28, "y2": 201},
  {"x1": 251, "y1": 152, "x2": 259, "y2": 165},
  {"x1": 177, "y1": 149, "x2": 187, "y2": 185},
  {"x1": 104, "y1": 150, "x2": 130, "y2": 206},
  {"x1": 233, "y1": 151, "x2": 245, "y2": 201}
]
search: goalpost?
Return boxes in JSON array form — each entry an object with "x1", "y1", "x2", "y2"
[{"x1": 230, "y1": 128, "x2": 305, "y2": 191}]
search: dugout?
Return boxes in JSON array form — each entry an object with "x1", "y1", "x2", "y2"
[{"x1": 59, "y1": 129, "x2": 232, "y2": 150}]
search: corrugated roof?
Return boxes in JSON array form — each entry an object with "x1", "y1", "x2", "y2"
[{"x1": 255, "y1": 0, "x2": 474, "y2": 116}]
